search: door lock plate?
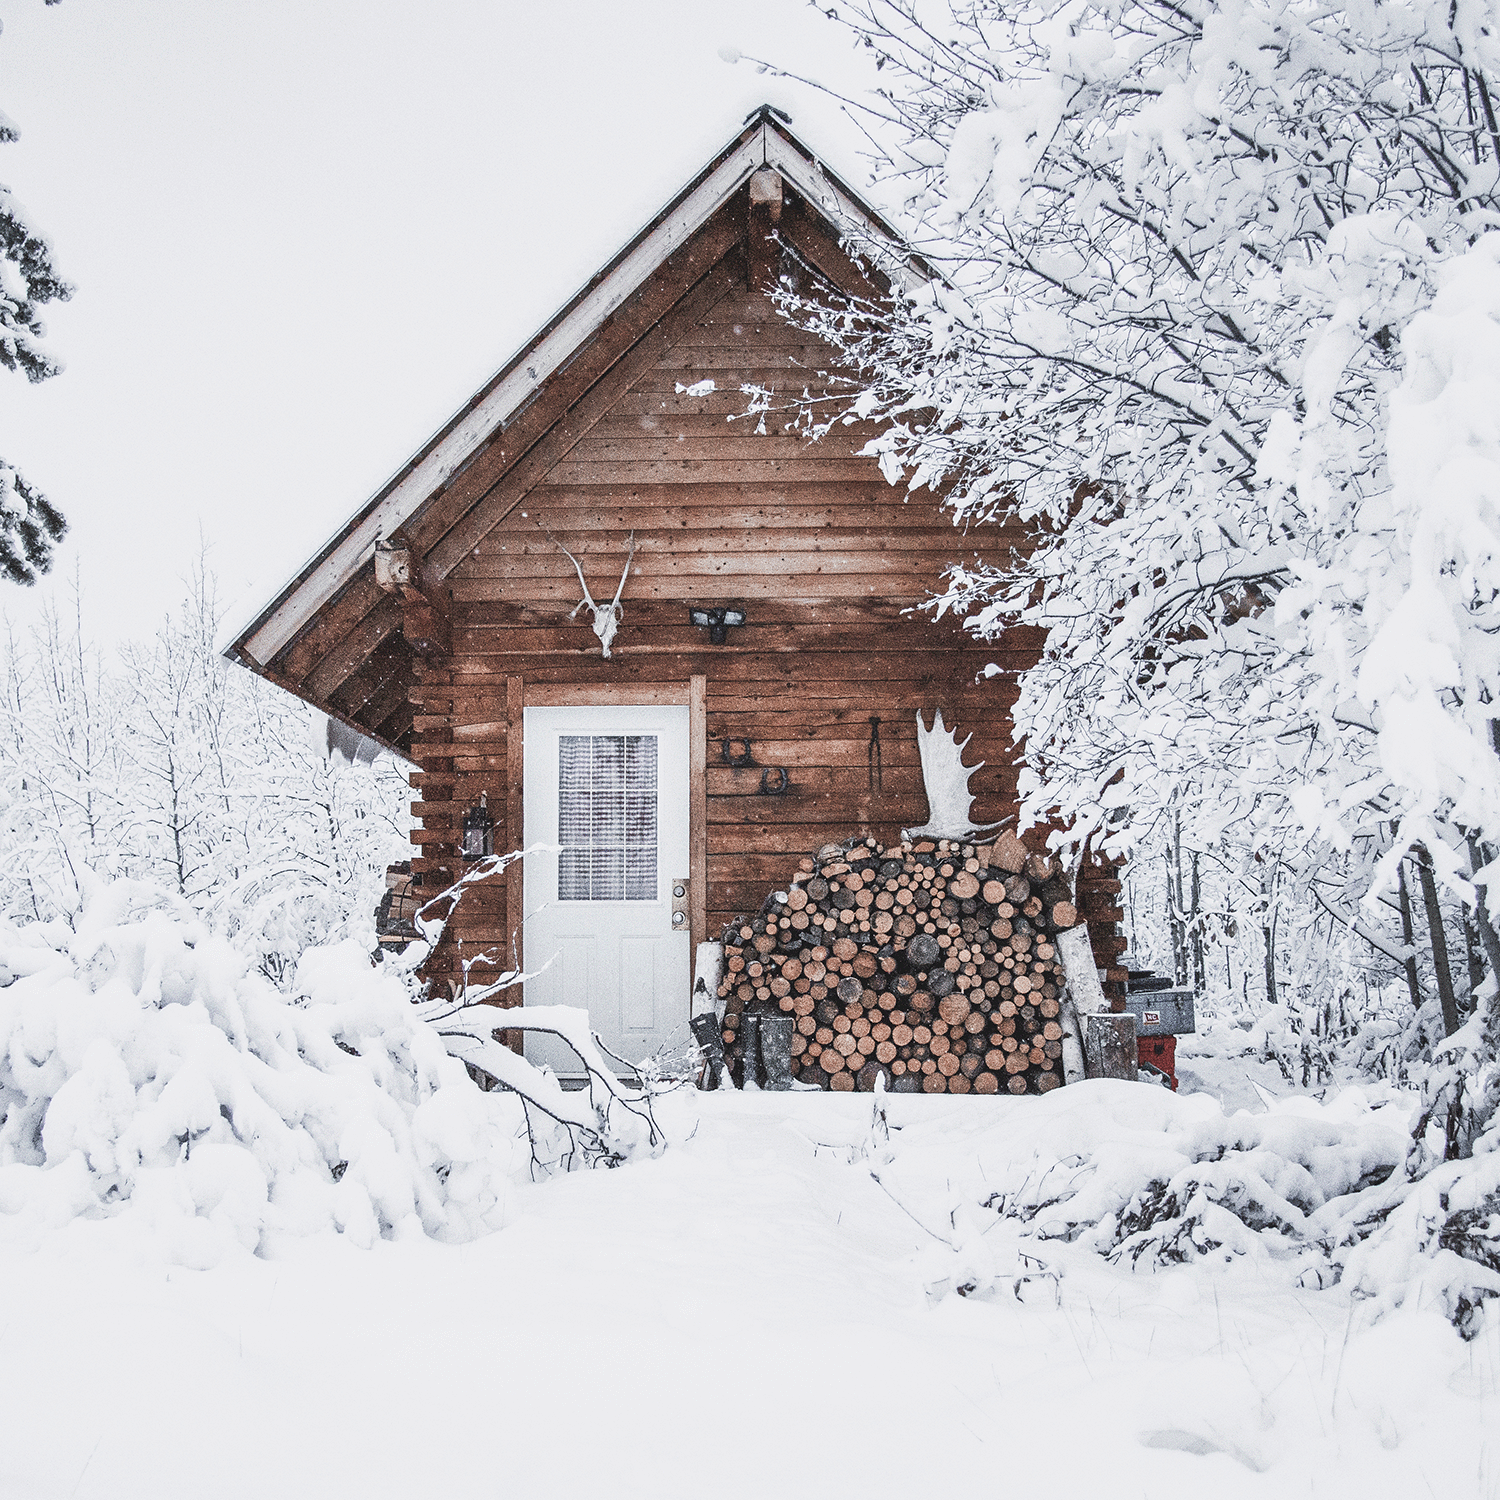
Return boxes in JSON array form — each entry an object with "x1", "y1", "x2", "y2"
[{"x1": 671, "y1": 876, "x2": 690, "y2": 930}]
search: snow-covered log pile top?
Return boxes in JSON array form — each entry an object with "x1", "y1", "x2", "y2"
[
  {"x1": 720, "y1": 831, "x2": 1082, "y2": 1093},
  {"x1": 0, "y1": 883, "x2": 525, "y2": 1266}
]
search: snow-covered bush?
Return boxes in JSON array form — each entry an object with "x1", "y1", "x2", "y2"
[
  {"x1": 1335, "y1": 1153, "x2": 1500, "y2": 1337},
  {"x1": 0, "y1": 880, "x2": 521, "y2": 1265},
  {"x1": 883, "y1": 1080, "x2": 1500, "y2": 1336}
]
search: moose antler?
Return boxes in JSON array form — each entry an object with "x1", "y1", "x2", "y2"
[
  {"x1": 902, "y1": 709, "x2": 1004, "y2": 842},
  {"x1": 543, "y1": 526, "x2": 636, "y2": 658}
]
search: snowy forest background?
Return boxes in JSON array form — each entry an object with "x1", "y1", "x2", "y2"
[{"x1": 0, "y1": 569, "x2": 409, "y2": 978}]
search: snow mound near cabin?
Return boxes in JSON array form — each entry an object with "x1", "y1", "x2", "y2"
[
  {"x1": 861, "y1": 1080, "x2": 1500, "y2": 1335},
  {"x1": 0, "y1": 883, "x2": 522, "y2": 1266}
]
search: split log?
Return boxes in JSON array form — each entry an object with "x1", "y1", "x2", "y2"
[{"x1": 715, "y1": 830, "x2": 1084, "y2": 1096}]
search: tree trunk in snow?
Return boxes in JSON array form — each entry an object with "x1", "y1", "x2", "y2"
[
  {"x1": 1397, "y1": 860, "x2": 1423, "y2": 1012},
  {"x1": 1415, "y1": 851, "x2": 1461, "y2": 1037}
]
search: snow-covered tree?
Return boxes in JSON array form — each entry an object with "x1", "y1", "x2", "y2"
[
  {"x1": 1, "y1": 10, "x2": 70, "y2": 585},
  {"x1": 747, "y1": 0, "x2": 1500, "y2": 993},
  {"x1": 0, "y1": 567, "x2": 410, "y2": 978}
]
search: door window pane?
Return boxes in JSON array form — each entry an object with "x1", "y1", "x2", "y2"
[{"x1": 558, "y1": 734, "x2": 658, "y2": 901}]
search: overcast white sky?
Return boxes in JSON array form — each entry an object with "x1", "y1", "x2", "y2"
[{"x1": 1, "y1": 0, "x2": 885, "y2": 648}]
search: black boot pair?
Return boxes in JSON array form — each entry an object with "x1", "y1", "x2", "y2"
[{"x1": 734, "y1": 1013, "x2": 795, "y2": 1090}]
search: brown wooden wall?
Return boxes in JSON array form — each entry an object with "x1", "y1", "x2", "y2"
[{"x1": 404, "y1": 252, "x2": 1125, "y2": 997}]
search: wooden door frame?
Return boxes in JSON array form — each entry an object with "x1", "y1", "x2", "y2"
[{"x1": 505, "y1": 675, "x2": 708, "y2": 970}]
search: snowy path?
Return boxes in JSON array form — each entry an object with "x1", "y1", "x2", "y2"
[{"x1": 3, "y1": 1092, "x2": 1496, "y2": 1499}]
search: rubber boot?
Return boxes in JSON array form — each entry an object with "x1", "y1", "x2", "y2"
[
  {"x1": 690, "y1": 1013, "x2": 724, "y2": 1090},
  {"x1": 739, "y1": 1013, "x2": 762, "y2": 1090},
  {"x1": 758, "y1": 1014, "x2": 794, "y2": 1091}
]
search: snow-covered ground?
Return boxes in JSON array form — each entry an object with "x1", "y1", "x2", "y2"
[
  {"x1": 2, "y1": 900, "x2": 1494, "y2": 1496},
  {"x1": 4, "y1": 1083, "x2": 1496, "y2": 1500}
]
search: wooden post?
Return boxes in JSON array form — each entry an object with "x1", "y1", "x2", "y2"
[
  {"x1": 1057, "y1": 923, "x2": 1108, "y2": 1014},
  {"x1": 506, "y1": 675, "x2": 524, "y2": 977},
  {"x1": 690, "y1": 673, "x2": 707, "y2": 948},
  {"x1": 747, "y1": 168, "x2": 783, "y2": 291},
  {"x1": 1084, "y1": 1013, "x2": 1138, "y2": 1081},
  {"x1": 1057, "y1": 922, "x2": 1106, "y2": 1085}
]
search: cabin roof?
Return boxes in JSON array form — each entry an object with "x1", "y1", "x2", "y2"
[{"x1": 223, "y1": 106, "x2": 922, "y2": 731}]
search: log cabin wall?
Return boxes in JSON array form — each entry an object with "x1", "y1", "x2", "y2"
[
  {"x1": 408, "y1": 225, "x2": 1124, "y2": 1000},
  {"x1": 225, "y1": 115, "x2": 1125, "y2": 1011}
]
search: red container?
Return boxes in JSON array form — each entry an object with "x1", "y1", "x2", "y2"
[{"x1": 1138, "y1": 1034, "x2": 1178, "y2": 1091}]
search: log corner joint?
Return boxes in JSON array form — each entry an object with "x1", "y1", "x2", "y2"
[{"x1": 375, "y1": 530, "x2": 451, "y2": 658}]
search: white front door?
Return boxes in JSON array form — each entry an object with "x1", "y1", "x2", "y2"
[{"x1": 522, "y1": 704, "x2": 691, "y2": 1075}]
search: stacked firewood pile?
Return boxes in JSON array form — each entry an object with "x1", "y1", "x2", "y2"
[{"x1": 719, "y1": 832, "x2": 1080, "y2": 1094}]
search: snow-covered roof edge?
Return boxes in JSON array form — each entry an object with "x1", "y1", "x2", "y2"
[{"x1": 226, "y1": 106, "x2": 922, "y2": 670}]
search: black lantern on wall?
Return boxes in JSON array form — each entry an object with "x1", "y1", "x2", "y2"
[
  {"x1": 461, "y1": 792, "x2": 494, "y2": 861},
  {"x1": 689, "y1": 605, "x2": 747, "y2": 645}
]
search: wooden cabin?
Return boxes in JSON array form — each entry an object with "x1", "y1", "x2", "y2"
[{"x1": 224, "y1": 108, "x2": 1124, "y2": 1073}]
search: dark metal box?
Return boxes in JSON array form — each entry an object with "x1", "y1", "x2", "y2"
[{"x1": 1121, "y1": 989, "x2": 1195, "y2": 1036}]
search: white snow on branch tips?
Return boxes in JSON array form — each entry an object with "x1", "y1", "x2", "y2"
[
  {"x1": 903, "y1": 709, "x2": 1002, "y2": 843},
  {"x1": 413, "y1": 997, "x2": 663, "y2": 1172}
]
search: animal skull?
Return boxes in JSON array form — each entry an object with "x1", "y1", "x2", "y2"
[
  {"x1": 552, "y1": 531, "x2": 636, "y2": 658},
  {"x1": 902, "y1": 709, "x2": 1003, "y2": 843}
]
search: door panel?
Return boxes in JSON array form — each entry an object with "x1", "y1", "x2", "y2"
[{"x1": 523, "y1": 705, "x2": 691, "y2": 1075}]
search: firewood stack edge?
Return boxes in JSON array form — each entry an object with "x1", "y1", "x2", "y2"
[{"x1": 718, "y1": 831, "x2": 1081, "y2": 1094}]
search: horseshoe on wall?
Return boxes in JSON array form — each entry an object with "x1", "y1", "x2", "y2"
[
  {"x1": 758, "y1": 767, "x2": 789, "y2": 796},
  {"x1": 721, "y1": 738, "x2": 754, "y2": 767}
]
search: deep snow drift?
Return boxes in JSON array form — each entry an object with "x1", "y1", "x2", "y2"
[
  {"x1": 2, "y1": 895, "x2": 1497, "y2": 1498},
  {"x1": 3, "y1": 1089, "x2": 1496, "y2": 1500}
]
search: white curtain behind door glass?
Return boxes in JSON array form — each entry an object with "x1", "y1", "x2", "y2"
[{"x1": 558, "y1": 734, "x2": 658, "y2": 900}]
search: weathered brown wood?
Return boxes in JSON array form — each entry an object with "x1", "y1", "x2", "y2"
[
  {"x1": 451, "y1": 626, "x2": 1027, "y2": 659},
  {"x1": 560, "y1": 433, "x2": 885, "y2": 463},
  {"x1": 506, "y1": 486, "x2": 991, "y2": 525},
  {"x1": 584, "y1": 413, "x2": 891, "y2": 440},
  {"x1": 463, "y1": 527, "x2": 995, "y2": 559},
  {"x1": 448, "y1": 574, "x2": 961, "y2": 605},
  {"x1": 1084, "y1": 1013, "x2": 1138, "y2": 1080},
  {"x1": 302, "y1": 596, "x2": 404, "y2": 703},
  {"x1": 540, "y1": 459, "x2": 881, "y2": 487},
  {"x1": 523, "y1": 683, "x2": 691, "y2": 707},
  {"x1": 438, "y1": 651, "x2": 1021, "y2": 687},
  {"x1": 746, "y1": 167, "x2": 783, "y2": 291},
  {"x1": 453, "y1": 595, "x2": 1041, "y2": 630},
  {"x1": 460, "y1": 547, "x2": 987, "y2": 584},
  {"x1": 273, "y1": 573, "x2": 387, "y2": 688},
  {"x1": 424, "y1": 241, "x2": 746, "y2": 576}
]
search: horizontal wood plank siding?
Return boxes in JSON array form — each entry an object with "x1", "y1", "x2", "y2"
[{"x1": 401, "y1": 204, "x2": 1124, "y2": 996}]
